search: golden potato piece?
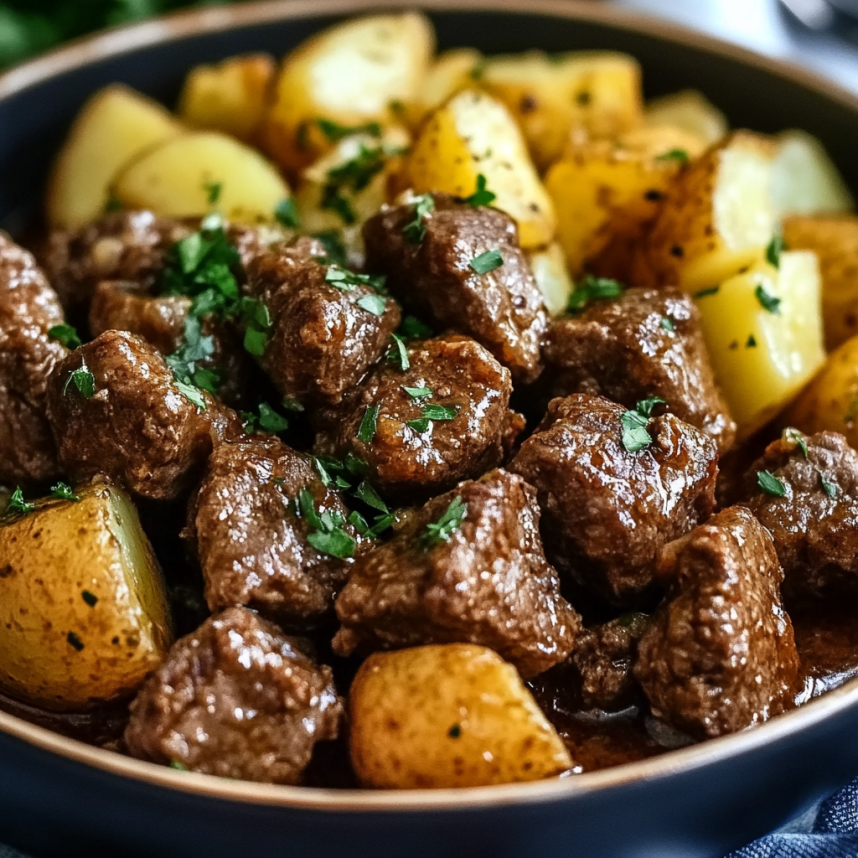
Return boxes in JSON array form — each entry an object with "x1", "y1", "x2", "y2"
[
  {"x1": 47, "y1": 84, "x2": 183, "y2": 229},
  {"x1": 546, "y1": 125, "x2": 707, "y2": 278},
  {"x1": 786, "y1": 334, "x2": 858, "y2": 449},
  {"x1": 0, "y1": 481, "x2": 171, "y2": 711},
  {"x1": 644, "y1": 89, "x2": 728, "y2": 145},
  {"x1": 404, "y1": 89, "x2": 556, "y2": 249},
  {"x1": 349, "y1": 644, "x2": 572, "y2": 790},
  {"x1": 783, "y1": 214, "x2": 858, "y2": 350},
  {"x1": 405, "y1": 48, "x2": 482, "y2": 129},
  {"x1": 480, "y1": 51, "x2": 643, "y2": 171},
  {"x1": 632, "y1": 132, "x2": 777, "y2": 291},
  {"x1": 112, "y1": 131, "x2": 291, "y2": 223},
  {"x1": 696, "y1": 251, "x2": 825, "y2": 437},
  {"x1": 263, "y1": 13, "x2": 434, "y2": 173},
  {"x1": 527, "y1": 242, "x2": 574, "y2": 316},
  {"x1": 177, "y1": 53, "x2": 275, "y2": 144}
]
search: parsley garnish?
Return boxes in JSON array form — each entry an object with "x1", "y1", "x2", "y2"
[
  {"x1": 398, "y1": 315, "x2": 433, "y2": 340},
  {"x1": 316, "y1": 118, "x2": 382, "y2": 142},
  {"x1": 656, "y1": 149, "x2": 689, "y2": 164},
  {"x1": 694, "y1": 286, "x2": 720, "y2": 299},
  {"x1": 7, "y1": 487, "x2": 34, "y2": 515},
  {"x1": 766, "y1": 235, "x2": 785, "y2": 269},
  {"x1": 746, "y1": 334, "x2": 757, "y2": 348},
  {"x1": 66, "y1": 631, "x2": 85, "y2": 652},
  {"x1": 165, "y1": 315, "x2": 220, "y2": 396},
  {"x1": 298, "y1": 489, "x2": 357, "y2": 559},
  {"x1": 240, "y1": 297, "x2": 272, "y2": 358},
  {"x1": 420, "y1": 496, "x2": 468, "y2": 549},
  {"x1": 403, "y1": 194, "x2": 435, "y2": 245},
  {"x1": 567, "y1": 275, "x2": 626, "y2": 312},
  {"x1": 464, "y1": 174, "x2": 497, "y2": 207},
  {"x1": 242, "y1": 402, "x2": 290, "y2": 435},
  {"x1": 169, "y1": 760, "x2": 188, "y2": 772},
  {"x1": 321, "y1": 143, "x2": 403, "y2": 225},
  {"x1": 325, "y1": 265, "x2": 387, "y2": 293},
  {"x1": 448, "y1": 724, "x2": 462, "y2": 739},
  {"x1": 312, "y1": 230, "x2": 349, "y2": 267},
  {"x1": 275, "y1": 198, "x2": 301, "y2": 229},
  {"x1": 175, "y1": 380, "x2": 206, "y2": 410},
  {"x1": 755, "y1": 283, "x2": 781, "y2": 314},
  {"x1": 470, "y1": 249, "x2": 504, "y2": 275},
  {"x1": 48, "y1": 324, "x2": 81, "y2": 350},
  {"x1": 354, "y1": 481, "x2": 389, "y2": 514},
  {"x1": 50, "y1": 482, "x2": 79, "y2": 502},
  {"x1": 388, "y1": 334, "x2": 410, "y2": 371},
  {"x1": 757, "y1": 470, "x2": 787, "y2": 497},
  {"x1": 204, "y1": 181, "x2": 222, "y2": 205},
  {"x1": 407, "y1": 403, "x2": 458, "y2": 433},
  {"x1": 403, "y1": 386, "x2": 432, "y2": 400},
  {"x1": 63, "y1": 359, "x2": 95, "y2": 398},
  {"x1": 81, "y1": 590, "x2": 98, "y2": 607},
  {"x1": 783, "y1": 427, "x2": 808, "y2": 459},
  {"x1": 358, "y1": 404, "x2": 380, "y2": 443},
  {"x1": 659, "y1": 317, "x2": 675, "y2": 332},
  {"x1": 619, "y1": 397, "x2": 665, "y2": 453},
  {"x1": 356, "y1": 294, "x2": 387, "y2": 316},
  {"x1": 820, "y1": 473, "x2": 839, "y2": 499}
]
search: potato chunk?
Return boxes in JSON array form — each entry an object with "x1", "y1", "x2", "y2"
[
  {"x1": 633, "y1": 132, "x2": 777, "y2": 291},
  {"x1": 111, "y1": 131, "x2": 291, "y2": 223},
  {"x1": 783, "y1": 214, "x2": 858, "y2": 350},
  {"x1": 696, "y1": 251, "x2": 825, "y2": 436},
  {"x1": 527, "y1": 242, "x2": 574, "y2": 316},
  {"x1": 0, "y1": 481, "x2": 171, "y2": 711},
  {"x1": 644, "y1": 89, "x2": 728, "y2": 145},
  {"x1": 405, "y1": 48, "x2": 482, "y2": 129},
  {"x1": 263, "y1": 13, "x2": 434, "y2": 172},
  {"x1": 177, "y1": 54, "x2": 275, "y2": 144},
  {"x1": 349, "y1": 644, "x2": 572, "y2": 789},
  {"x1": 404, "y1": 89, "x2": 555, "y2": 248},
  {"x1": 47, "y1": 85, "x2": 183, "y2": 229},
  {"x1": 480, "y1": 51, "x2": 643, "y2": 171}
]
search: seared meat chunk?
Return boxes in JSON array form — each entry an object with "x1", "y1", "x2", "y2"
[
  {"x1": 510, "y1": 394, "x2": 718, "y2": 603},
  {"x1": 332, "y1": 469, "x2": 580, "y2": 678},
  {"x1": 245, "y1": 238, "x2": 401, "y2": 407},
  {"x1": 743, "y1": 430, "x2": 858, "y2": 597},
  {"x1": 635, "y1": 506, "x2": 800, "y2": 739},
  {"x1": 543, "y1": 288, "x2": 735, "y2": 453},
  {"x1": 315, "y1": 335, "x2": 521, "y2": 502},
  {"x1": 187, "y1": 437, "x2": 361, "y2": 626},
  {"x1": 363, "y1": 194, "x2": 547, "y2": 382},
  {"x1": 125, "y1": 606, "x2": 343, "y2": 783},
  {"x1": 46, "y1": 330, "x2": 238, "y2": 500},
  {"x1": 0, "y1": 233, "x2": 66, "y2": 484}
]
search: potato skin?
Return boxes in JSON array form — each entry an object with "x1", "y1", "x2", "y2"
[
  {"x1": 0, "y1": 481, "x2": 171, "y2": 711},
  {"x1": 349, "y1": 644, "x2": 572, "y2": 789}
]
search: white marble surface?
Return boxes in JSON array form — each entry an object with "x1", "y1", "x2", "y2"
[{"x1": 616, "y1": 0, "x2": 858, "y2": 93}]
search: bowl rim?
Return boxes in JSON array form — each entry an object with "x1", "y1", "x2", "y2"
[{"x1": 2, "y1": 0, "x2": 858, "y2": 813}]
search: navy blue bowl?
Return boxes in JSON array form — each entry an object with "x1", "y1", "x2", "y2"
[{"x1": 2, "y1": 2, "x2": 858, "y2": 856}]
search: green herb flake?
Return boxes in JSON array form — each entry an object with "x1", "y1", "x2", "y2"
[
  {"x1": 821, "y1": 473, "x2": 839, "y2": 499},
  {"x1": 755, "y1": 283, "x2": 782, "y2": 315},
  {"x1": 746, "y1": 334, "x2": 757, "y2": 348},
  {"x1": 325, "y1": 265, "x2": 386, "y2": 293},
  {"x1": 568, "y1": 275, "x2": 626, "y2": 312},
  {"x1": 81, "y1": 590, "x2": 98, "y2": 607},
  {"x1": 356, "y1": 294, "x2": 387, "y2": 316},
  {"x1": 312, "y1": 230, "x2": 349, "y2": 267},
  {"x1": 403, "y1": 193, "x2": 435, "y2": 245},
  {"x1": 275, "y1": 197, "x2": 301, "y2": 229},
  {"x1": 659, "y1": 317, "x2": 675, "y2": 332},
  {"x1": 655, "y1": 148, "x2": 690, "y2": 164},
  {"x1": 423, "y1": 403, "x2": 458, "y2": 421},
  {"x1": 50, "y1": 482, "x2": 79, "y2": 503},
  {"x1": 316, "y1": 118, "x2": 382, "y2": 142},
  {"x1": 783, "y1": 427, "x2": 808, "y2": 459},
  {"x1": 766, "y1": 235, "x2": 785, "y2": 269},
  {"x1": 464, "y1": 173, "x2": 497, "y2": 207},
  {"x1": 357, "y1": 404, "x2": 380, "y2": 443},
  {"x1": 169, "y1": 760, "x2": 188, "y2": 772},
  {"x1": 448, "y1": 724, "x2": 462, "y2": 739},
  {"x1": 389, "y1": 334, "x2": 410, "y2": 371},
  {"x1": 399, "y1": 315, "x2": 433, "y2": 340},
  {"x1": 66, "y1": 631, "x2": 84, "y2": 652},
  {"x1": 619, "y1": 397, "x2": 665, "y2": 453},
  {"x1": 204, "y1": 180, "x2": 222, "y2": 205},
  {"x1": 694, "y1": 286, "x2": 720, "y2": 299},
  {"x1": 470, "y1": 249, "x2": 504, "y2": 275},
  {"x1": 407, "y1": 417, "x2": 431, "y2": 433},
  {"x1": 298, "y1": 489, "x2": 357, "y2": 560},
  {"x1": 354, "y1": 481, "x2": 389, "y2": 514},
  {"x1": 7, "y1": 487, "x2": 34, "y2": 515},
  {"x1": 62, "y1": 359, "x2": 96, "y2": 398},
  {"x1": 48, "y1": 324, "x2": 81, "y2": 350},
  {"x1": 403, "y1": 386, "x2": 432, "y2": 400},
  {"x1": 421, "y1": 496, "x2": 468, "y2": 550},
  {"x1": 757, "y1": 470, "x2": 787, "y2": 497},
  {"x1": 175, "y1": 380, "x2": 207, "y2": 410}
]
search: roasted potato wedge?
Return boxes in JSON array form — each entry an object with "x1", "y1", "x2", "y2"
[
  {"x1": 404, "y1": 88, "x2": 556, "y2": 249},
  {"x1": 783, "y1": 214, "x2": 858, "y2": 350},
  {"x1": 631, "y1": 131, "x2": 777, "y2": 291},
  {"x1": 0, "y1": 481, "x2": 171, "y2": 711},
  {"x1": 47, "y1": 84, "x2": 183, "y2": 229},
  {"x1": 405, "y1": 48, "x2": 483, "y2": 129},
  {"x1": 546, "y1": 125, "x2": 707, "y2": 278},
  {"x1": 479, "y1": 51, "x2": 643, "y2": 171},
  {"x1": 111, "y1": 131, "x2": 291, "y2": 223},
  {"x1": 696, "y1": 251, "x2": 825, "y2": 436},
  {"x1": 177, "y1": 53, "x2": 276, "y2": 144},
  {"x1": 263, "y1": 13, "x2": 434, "y2": 173},
  {"x1": 349, "y1": 644, "x2": 572, "y2": 789},
  {"x1": 527, "y1": 242, "x2": 574, "y2": 316},
  {"x1": 644, "y1": 89, "x2": 728, "y2": 145}
]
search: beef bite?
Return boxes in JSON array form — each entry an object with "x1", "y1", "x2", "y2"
[
  {"x1": 742, "y1": 429, "x2": 858, "y2": 598},
  {"x1": 124, "y1": 606, "x2": 343, "y2": 784},
  {"x1": 510, "y1": 394, "x2": 718, "y2": 604},
  {"x1": 332, "y1": 468, "x2": 581, "y2": 678},
  {"x1": 362, "y1": 194, "x2": 547, "y2": 383},
  {"x1": 635, "y1": 506, "x2": 800, "y2": 739},
  {"x1": 46, "y1": 330, "x2": 239, "y2": 500},
  {"x1": 542, "y1": 287, "x2": 735, "y2": 454},
  {"x1": 0, "y1": 233, "x2": 68, "y2": 485},
  {"x1": 315, "y1": 334, "x2": 523, "y2": 503},
  {"x1": 186, "y1": 437, "x2": 363, "y2": 626}
]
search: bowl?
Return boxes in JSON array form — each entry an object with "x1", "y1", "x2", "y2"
[{"x1": 2, "y1": 2, "x2": 858, "y2": 856}]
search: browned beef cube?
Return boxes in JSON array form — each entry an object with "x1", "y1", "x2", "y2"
[
  {"x1": 543, "y1": 288, "x2": 735, "y2": 454},
  {"x1": 635, "y1": 506, "x2": 800, "y2": 739},
  {"x1": 0, "y1": 233, "x2": 67, "y2": 485},
  {"x1": 510, "y1": 394, "x2": 718, "y2": 603},
  {"x1": 362, "y1": 194, "x2": 547, "y2": 383},
  {"x1": 245, "y1": 239, "x2": 401, "y2": 407},
  {"x1": 332, "y1": 469, "x2": 581, "y2": 678},
  {"x1": 46, "y1": 330, "x2": 239, "y2": 500},
  {"x1": 315, "y1": 334, "x2": 522, "y2": 503},
  {"x1": 124, "y1": 606, "x2": 343, "y2": 783},
  {"x1": 743, "y1": 430, "x2": 858, "y2": 598},
  {"x1": 186, "y1": 437, "x2": 363, "y2": 626}
]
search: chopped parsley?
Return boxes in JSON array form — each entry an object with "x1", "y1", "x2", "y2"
[
  {"x1": 619, "y1": 397, "x2": 665, "y2": 453},
  {"x1": 655, "y1": 148, "x2": 689, "y2": 164},
  {"x1": 420, "y1": 496, "x2": 468, "y2": 549},
  {"x1": 175, "y1": 380, "x2": 207, "y2": 410},
  {"x1": 755, "y1": 283, "x2": 781, "y2": 314},
  {"x1": 354, "y1": 481, "x2": 389, "y2": 514},
  {"x1": 242, "y1": 402, "x2": 290, "y2": 435},
  {"x1": 325, "y1": 265, "x2": 387, "y2": 293},
  {"x1": 62, "y1": 359, "x2": 95, "y2": 398},
  {"x1": 403, "y1": 386, "x2": 433, "y2": 400},
  {"x1": 448, "y1": 724, "x2": 462, "y2": 739},
  {"x1": 746, "y1": 334, "x2": 757, "y2": 348},
  {"x1": 240, "y1": 297, "x2": 272, "y2": 358},
  {"x1": 165, "y1": 315, "x2": 220, "y2": 396},
  {"x1": 821, "y1": 473, "x2": 839, "y2": 499},
  {"x1": 357, "y1": 404, "x2": 381, "y2": 443},
  {"x1": 398, "y1": 315, "x2": 433, "y2": 340},
  {"x1": 81, "y1": 590, "x2": 98, "y2": 607},
  {"x1": 204, "y1": 181, "x2": 222, "y2": 205},
  {"x1": 659, "y1": 317, "x2": 675, "y2": 332},
  {"x1": 48, "y1": 324, "x2": 81, "y2": 350},
  {"x1": 356, "y1": 294, "x2": 387, "y2": 316},
  {"x1": 757, "y1": 470, "x2": 787, "y2": 497},
  {"x1": 66, "y1": 631, "x2": 85, "y2": 652},
  {"x1": 316, "y1": 118, "x2": 382, "y2": 142},
  {"x1": 783, "y1": 427, "x2": 808, "y2": 458},
  {"x1": 170, "y1": 760, "x2": 189, "y2": 772},
  {"x1": 470, "y1": 249, "x2": 504, "y2": 275},
  {"x1": 50, "y1": 482, "x2": 79, "y2": 502},
  {"x1": 311, "y1": 230, "x2": 349, "y2": 267},
  {"x1": 7, "y1": 487, "x2": 34, "y2": 515},
  {"x1": 388, "y1": 334, "x2": 410, "y2": 371},
  {"x1": 274, "y1": 198, "x2": 301, "y2": 229},
  {"x1": 464, "y1": 173, "x2": 497, "y2": 207},
  {"x1": 403, "y1": 194, "x2": 435, "y2": 245},
  {"x1": 408, "y1": 403, "x2": 458, "y2": 433},
  {"x1": 766, "y1": 235, "x2": 785, "y2": 269},
  {"x1": 568, "y1": 275, "x2": 626, "y2": 312},
  {"x1": 694, "y1": 286, "x2": 720, "y2": 299},
  {"x1": 298, "y1": 489, "x2": 356, "y2": 559},
  {"x1": 314, "y1": 454, "x2": 368, "y2": 491}
]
